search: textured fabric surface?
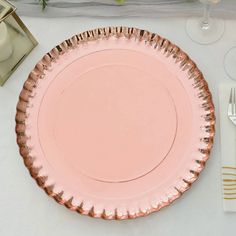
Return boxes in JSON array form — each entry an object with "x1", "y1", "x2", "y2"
[{"x1": 10, "y1": 0, "x2": 236, "y2": 18}]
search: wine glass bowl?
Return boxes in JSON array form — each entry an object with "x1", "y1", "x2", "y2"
[{"x1": 224, "y1": 47, "x2": 236, "y2": 81}]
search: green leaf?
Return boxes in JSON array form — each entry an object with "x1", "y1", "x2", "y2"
[
  {"x1": 116, "y1": 0, "x2": 125, "y2": 4},
  {"x1": 38, "y1": 0, "x2": 48, "y2": 10}
]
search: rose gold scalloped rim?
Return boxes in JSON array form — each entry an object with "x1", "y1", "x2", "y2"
[{"x1": 15, "y1": 26, "x2": 215, "y2": 220}]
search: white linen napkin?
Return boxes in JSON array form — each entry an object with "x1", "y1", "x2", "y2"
[{"x1": 219, "y1": 84, "x2": 236, "y2": 212}]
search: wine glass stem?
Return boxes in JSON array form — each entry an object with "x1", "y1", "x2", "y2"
[{"x1": 201, "y1": 3, "x2": 211, "y2": 30}]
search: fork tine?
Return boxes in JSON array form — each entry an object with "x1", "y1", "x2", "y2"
[
  {"x1": 229, "y1": 88, "x2": 233, "y2": 104},
  {"x1": 229, "y1": 88, "x2": 233, "y2": 116},
  {"x1": 234, "y1": 88, "x2": 236, "y2": 115}
]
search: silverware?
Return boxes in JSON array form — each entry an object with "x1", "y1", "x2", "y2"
[
  {"x1": 228, "y1": 88, "x2": 236, "y2": 126},
  {"x1": 223, "y1": 88, "x2": 236, "y2": 200}
]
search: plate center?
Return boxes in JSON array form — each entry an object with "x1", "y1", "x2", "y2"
[{"x1": 53, "y1": 64, "x2": 177, "y2": 183}]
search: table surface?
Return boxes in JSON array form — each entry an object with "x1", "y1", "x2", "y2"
[{"x1": 1, "y1": 16, "x2": 236, "y2": 236}]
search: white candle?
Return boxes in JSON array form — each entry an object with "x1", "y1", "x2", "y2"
[{"x1": 0, "y1": 22, "x2": 13, "y2": 62}]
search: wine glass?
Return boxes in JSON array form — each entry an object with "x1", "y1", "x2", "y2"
[
  {"x1": 186, "y1": 0, "x2": 225, "y2": 44},
  {"x1": 224, "y1": 47, "x2": 236, "y2": 81}
]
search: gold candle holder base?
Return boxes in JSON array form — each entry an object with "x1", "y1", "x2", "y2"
[{"x1": 0, "y1": 0, "x2": 38, "y2": 86}]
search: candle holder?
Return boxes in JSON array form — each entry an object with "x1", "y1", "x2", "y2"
[{"x1": 0, "y1": 0, "x2": 38, "y2": 86}]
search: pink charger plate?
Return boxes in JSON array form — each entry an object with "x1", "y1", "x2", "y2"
[{"x1": 16, "y1": 27, "x2": 215, "y2": 220}]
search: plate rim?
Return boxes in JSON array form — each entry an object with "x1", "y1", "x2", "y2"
[{"x1": 15, "y1": 26, "x2": 215, "y2": 220}]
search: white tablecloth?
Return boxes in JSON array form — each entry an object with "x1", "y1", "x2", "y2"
[{"x1": 0, "y1": 16, "x2": 236, "y2": 236}]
